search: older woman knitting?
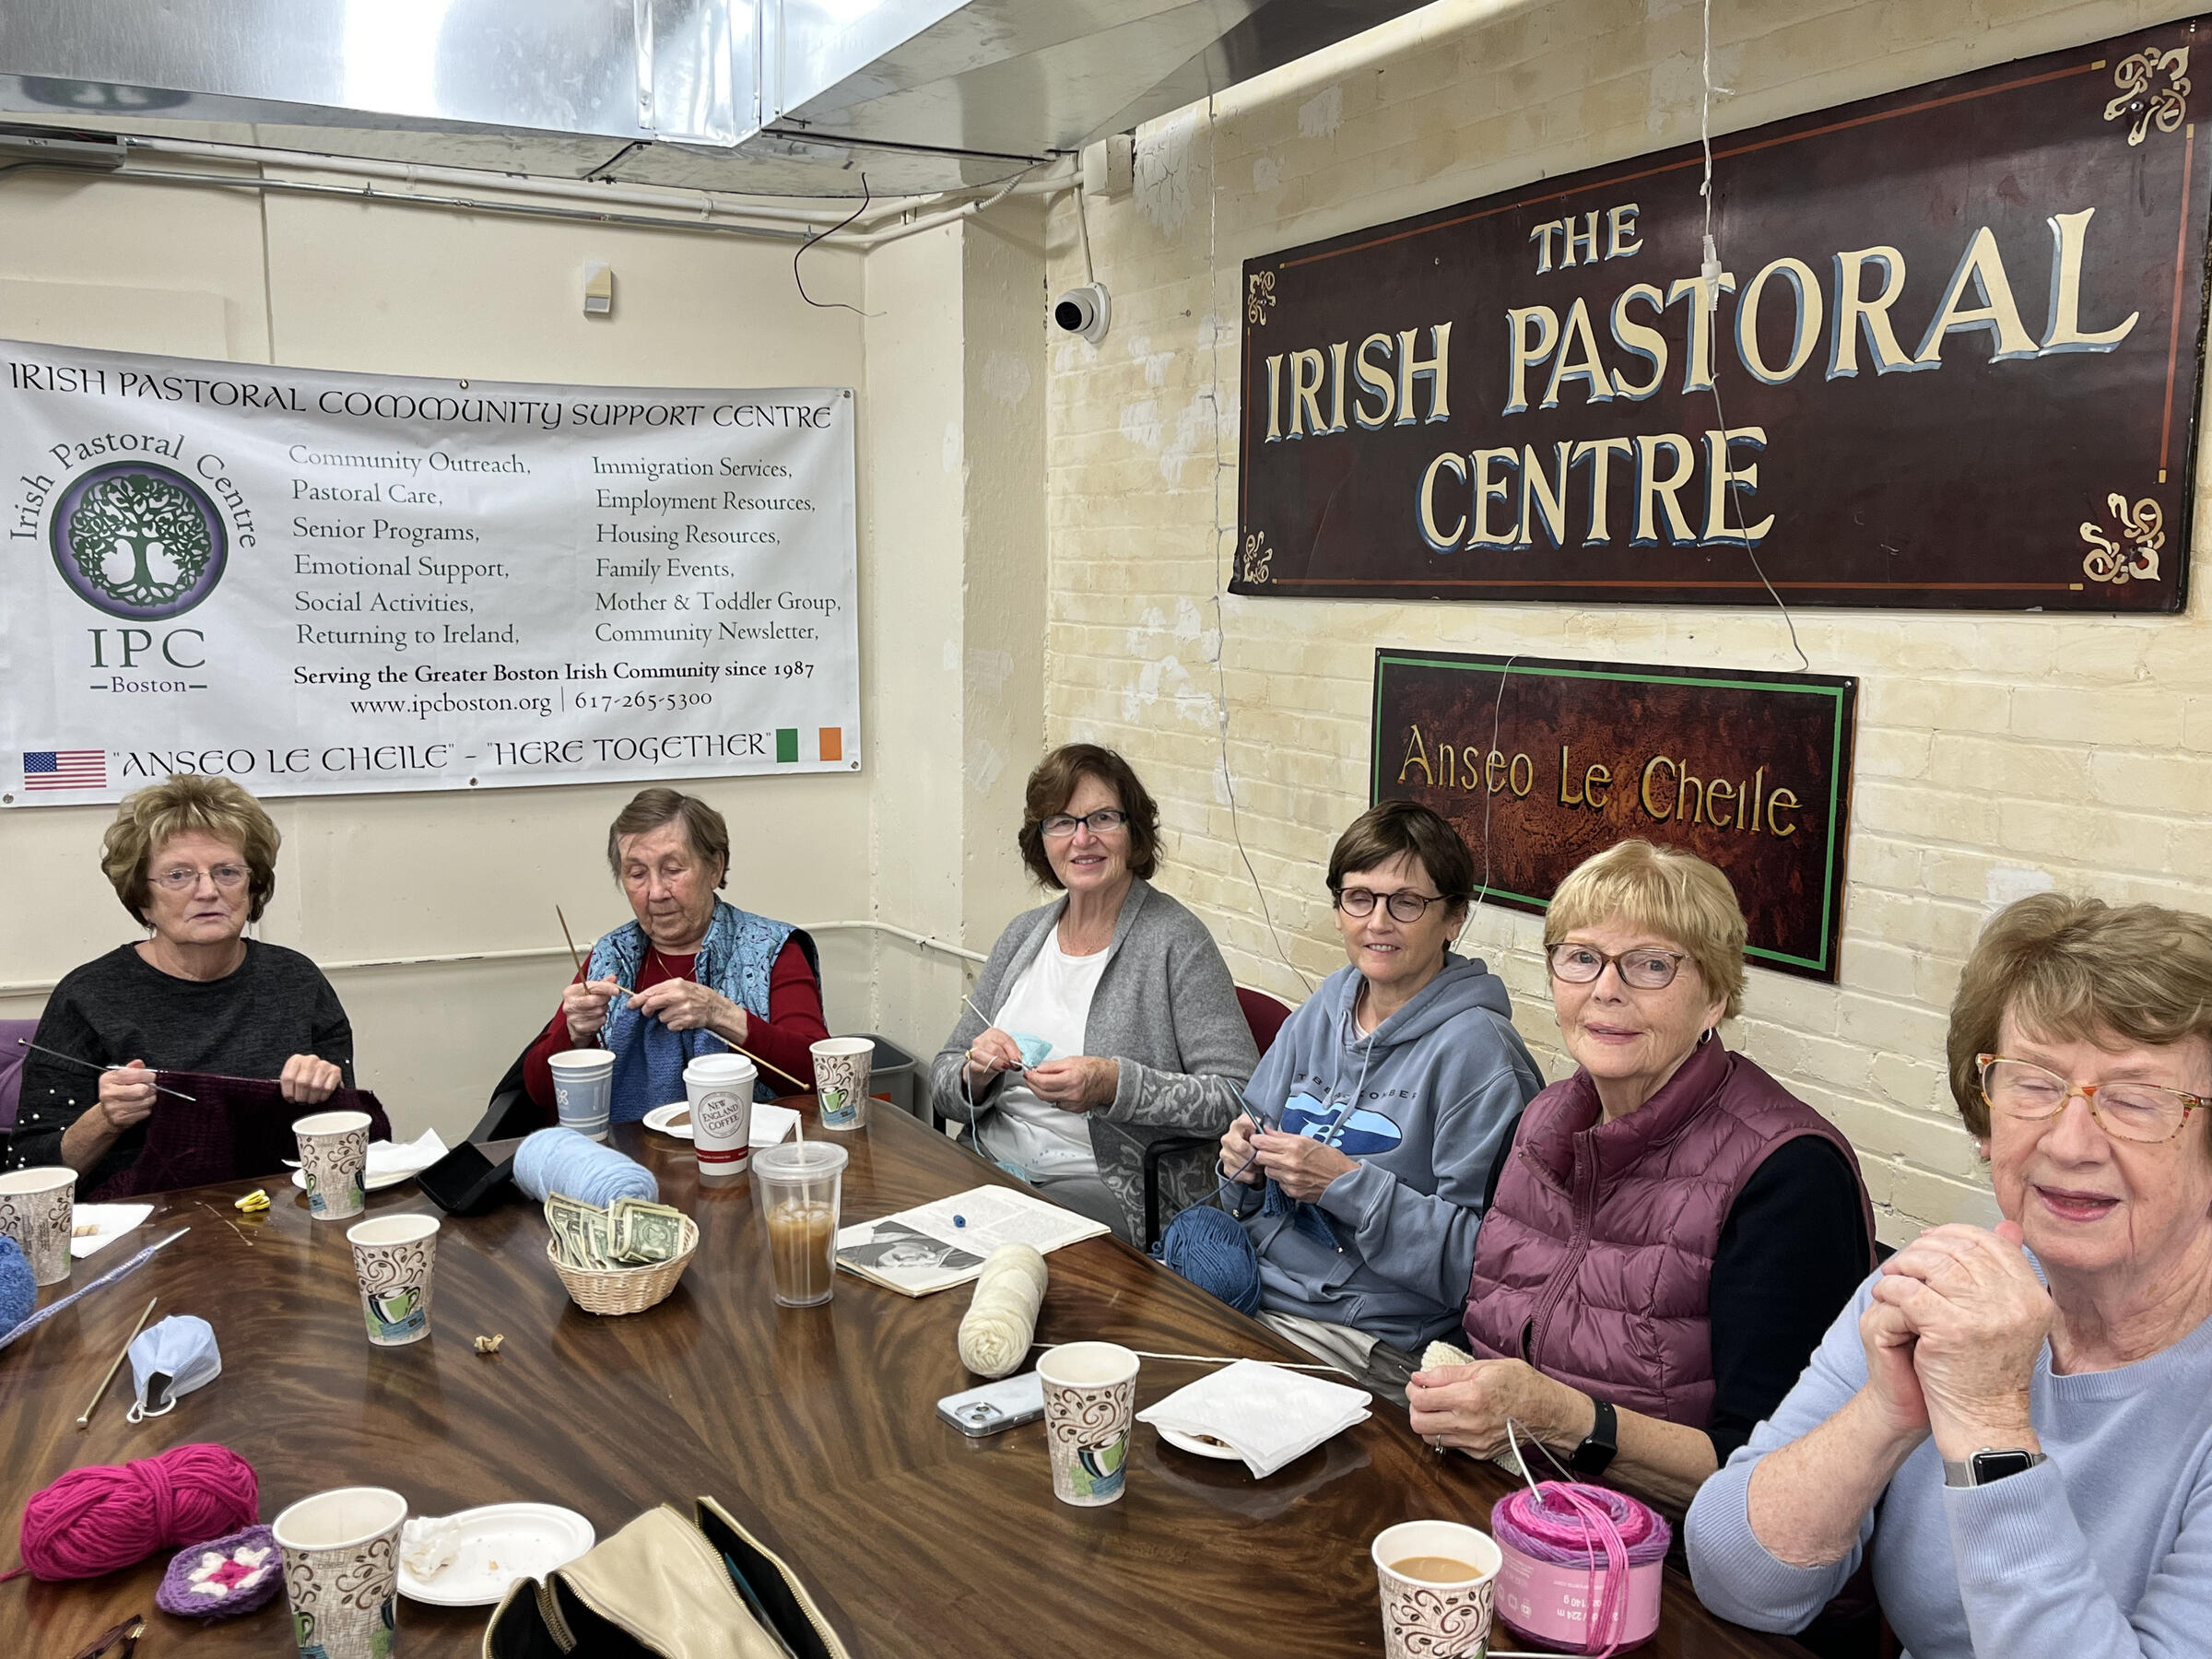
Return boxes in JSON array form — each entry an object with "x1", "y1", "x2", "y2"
[
  {"x1": 1688, "y1": 895, "x2": 2212, "y2": 1659},
  {"x1": 930, "y1": 744, "x2": 1257, "y2": 1244},
  {"x1": 1409, "y1": 841, "x2": 1874, "y2": 1506},
  {"x1": 523, "y1": 788, "x2": 828, "y2": 1122}
]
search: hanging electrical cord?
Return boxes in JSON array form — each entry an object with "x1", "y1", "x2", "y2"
[
  {"x1": 1698, "y1": 0, "x2": 1808, "y2": 672},
  {"x1": 793, "y1": 172, "x2": 884, "y2": 316},
  {"x1": 1200, "y1": 91, "x2": 1315, "y2": 996}
]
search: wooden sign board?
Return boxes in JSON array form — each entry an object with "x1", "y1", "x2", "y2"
[
  {"x1": 1240, "y1": 20, "x2": 2209, "y2": 611},
  {"x1": 1371, "y1": 652, "x2": 1857, "y2": 980}
]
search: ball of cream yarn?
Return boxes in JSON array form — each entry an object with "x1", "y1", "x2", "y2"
[{"x1": 957, "y1": 1244, "x2": 1048, "y2": 1378}]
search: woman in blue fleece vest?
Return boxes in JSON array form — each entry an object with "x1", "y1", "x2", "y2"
[{"x1": 1169, "y1": 801, "x2": 1544, "y2": 1400}]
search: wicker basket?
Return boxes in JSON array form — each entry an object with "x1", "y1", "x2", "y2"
[{"x1": 546, "y1": 1215, "x2": 700, "y2": 1315}]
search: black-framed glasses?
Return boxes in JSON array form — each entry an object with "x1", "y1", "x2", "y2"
[
  {"x1": 1976, "y1": 1053, "x2": 2206, "y2": 1144},
  {"x1": 1547, "y1": 943, "x2": 1688, "y2": 990},
  {"x1": 149, "y1": 864, "x2": 249, "y2": 892},
  {"x1": 1335, "y1": 887, "x2": 1453, "y2": 924},
  {"x1": 1041, "y1": 808, "x2": 1128, "y2": 838},
  {"x1": 71, "y1": 1616, "x2": 145, "y2": 1659}
]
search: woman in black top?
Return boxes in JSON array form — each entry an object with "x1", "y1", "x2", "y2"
[{"x1": 11, "y1": 774, "x2": 358, "y2": 1197}]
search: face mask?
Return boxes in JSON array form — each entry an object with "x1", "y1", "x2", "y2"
[{"x1": 127, "y1": 1314, "x2": 222, "y2": 1423}]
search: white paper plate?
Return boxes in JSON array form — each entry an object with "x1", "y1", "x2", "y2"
[
  {"x1": 643, "y1": 1101, "x2": 800, "y2": 1148},
  {"x1": 1156, "y1": 1424, "x2": 1246, "y2": 1461},
  {"x1": 398, "y1": 1503, "x2": 596, "y2": 1607},
  {"x1": 289, "y1": 1165, "x2": 415, "y2": 1193}
]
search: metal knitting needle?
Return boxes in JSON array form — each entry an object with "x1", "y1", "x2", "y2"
[
  {"x1": 76, "y1": 1296, "x2": 157, "y2": 1430},
  {"x1": 15, "y1": 1040, "x2": 196, "y2": 1100}
]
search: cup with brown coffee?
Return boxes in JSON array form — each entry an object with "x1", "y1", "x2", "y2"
[{"x1": 1371, "y1": 1520, "x2": 1503, "y2": 1658}]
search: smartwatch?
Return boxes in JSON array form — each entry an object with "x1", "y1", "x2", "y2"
[
  {"x1": 1942, "y1": 1448, "x2": 2048, "y2": 1488},
  {"x1": 1568, "y1": 1398, "x2": 1618, "y2": 1477}
]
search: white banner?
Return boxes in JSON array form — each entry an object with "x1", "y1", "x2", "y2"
[{"x1": 0, "y1": 340, "x2": 859, "y2": 806}]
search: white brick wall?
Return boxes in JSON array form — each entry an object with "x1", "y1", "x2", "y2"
[{"x1": 1042, "y1": 0, "x2": 2210, "y2": 1242}]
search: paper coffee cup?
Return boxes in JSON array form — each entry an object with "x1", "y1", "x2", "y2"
[
  {"x1": 547, "y1": 1049, "x2": 615, "y2": 1143},
  {"x1": 347, "y1": 1214, "x2": 440, "y2": 1347},
  {"x1": 272, "y1": 1486, "x2": 406, "y2": 1659},
  {"x1": 811, "y1": 1036, "x2": 875, "y2": 1129},
  {"x1": 0, "y1": 1166, "x2": 75, "y2": 1287},
  {"x1": 685, "y1": 1053, "x2": 754, "y2": 1181},
  {"x1": 1371, "y1": 1520, "x2": 1503, "y2": 1659},
  {"x1": 293, "y1": 1110, "x2": 372, "y2": 1222},
  {"x1": 1038, "y1": 1341, "x2": 1140, "y2": 1507}
]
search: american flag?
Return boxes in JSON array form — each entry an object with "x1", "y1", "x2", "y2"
[{"x1": 23, "y1": 750, "x2": 106, "y2": 791}]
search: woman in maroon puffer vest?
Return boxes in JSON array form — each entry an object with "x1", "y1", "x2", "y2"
[{"x1": 1408, "y1": 841, "x2": 1876, "y2": 1507}]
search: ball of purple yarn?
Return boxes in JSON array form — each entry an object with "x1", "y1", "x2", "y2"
[
  {"x1": 155, "y1": 1524, "x2": 285, "y2": 1620},
  {"x1": 1490, "y1": 1481, "x2": 1672, "y2": 1567},
  {"x1": 0, "y1": 1235, "x2": 35, "y2": 1336}
]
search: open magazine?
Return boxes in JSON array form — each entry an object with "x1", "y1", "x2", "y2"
[{"x1": 834, "y1": 1185, "x2": 1109, "y2": 1297}]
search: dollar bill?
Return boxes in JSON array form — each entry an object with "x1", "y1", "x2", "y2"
[
  {"x1": 545, "y1": 1194, "x2": 606, "y2": 1268},
  {"x1": 610, "y1": 1198, "x2": 686, "y2": 1265}
]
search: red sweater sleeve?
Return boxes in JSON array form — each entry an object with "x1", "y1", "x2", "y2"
[
  {"x1": 520, "y1": 967, "x2": 588, "y2": 1123},
  {"x1": 747, "y1": 936, "x2": 830, "y2": 1094}
]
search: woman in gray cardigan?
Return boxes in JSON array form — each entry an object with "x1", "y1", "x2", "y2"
[{"x1": 930, "y1": 744, "x2": 1258, "y2": 1242}]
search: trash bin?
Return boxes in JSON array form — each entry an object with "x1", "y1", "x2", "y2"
[{"x1": 860, "y1": 1033, "x2": 922, "y2": 1121}]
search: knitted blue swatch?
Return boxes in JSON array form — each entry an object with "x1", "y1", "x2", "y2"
[{"x1": 0, "y1": 1235, "x2": 35, "y2": 1337}]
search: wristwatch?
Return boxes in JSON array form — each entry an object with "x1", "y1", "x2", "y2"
[
  {"x1": 1942, "y1": 1448, "x2": 2048, "y2": 1488},
  {"x1": 1568, "y1": 1398, "x2": 1618, "y2": 1477}
]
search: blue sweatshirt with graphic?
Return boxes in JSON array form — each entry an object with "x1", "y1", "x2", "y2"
[{"x1": 1229, "y1": 953, "x2": 1544, "y2": 1352}]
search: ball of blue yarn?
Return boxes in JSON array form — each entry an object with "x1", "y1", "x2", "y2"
[
  {"x1": 0, "y1": 1235, "x2": 36, "y2": 1337},
  {"x1": 1158, "y1": 1205, "x2": 1260, "y2": 1316},
  {"x1": 512, "y1": 1128, "x2": 658, "y2": 1208}
]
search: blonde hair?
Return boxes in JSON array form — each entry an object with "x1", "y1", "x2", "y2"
[
  {"x1": 102, "y1": 773, "x2": 281, "y2": 923},
  {"x1": 1544, "y1": 840, "x2": 1747, "y2": 1019},
  {"x1": 1947, "y1": 892, "x2": 2212, "y2": 1140}
]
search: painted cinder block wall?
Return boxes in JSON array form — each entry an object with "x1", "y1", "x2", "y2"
[{"x1": 1041, "y1": 0, "x2": 2212, "y2": 1241}]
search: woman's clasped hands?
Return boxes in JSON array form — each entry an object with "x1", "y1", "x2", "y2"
[
  {"x1": 1860, "y1": 1219, "x2": 2053, "y2": 1456},
  {"x1": 963, "y1": 1027, "x2": 1117, "y2": 1110}
]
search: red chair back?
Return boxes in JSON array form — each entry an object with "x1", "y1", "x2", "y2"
[{"x1": 1235, "y1": 985, "x2": 1295, "y2": 1059}]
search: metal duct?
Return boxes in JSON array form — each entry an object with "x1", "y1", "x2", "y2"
[{"x1": 0, "y1": 0, "x2": 1431, "y2": 196}]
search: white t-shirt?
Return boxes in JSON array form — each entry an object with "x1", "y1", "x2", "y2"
[{"x1": 974, "y1": 934, "x2": 1110, "y2": 1179}]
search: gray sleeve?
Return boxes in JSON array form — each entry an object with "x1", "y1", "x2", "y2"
[
  {"x1": 1944, "y1": 1447, "x2": 2212, "y2": 1659},
  {"x1": 307, "y1": 966, "x2": 356, "y2": 1088},
  {"x1": 1686, "y1": 1279, "x2": 1883, "y2": 1631},
  {"x1": 1100, "y1": 915, "x2": 1259, "y2": 1133},
  {"x1": 927, "y1": 922, "x2": 1026, "y2": 1132},
  {"x1": 1314, "y1": 1032, "x2": 1536, "y2": 1312}
]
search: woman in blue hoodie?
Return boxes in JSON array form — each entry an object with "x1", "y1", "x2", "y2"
[{"x1": 1166, "y1": 801, "x2": 1545, "y2": 1399}]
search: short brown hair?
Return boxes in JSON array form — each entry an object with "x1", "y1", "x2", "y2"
[
  {"x1": 606, "y1": 788, "x2": 729, "y2": 888},
  {"x1": 102, "y1": 773, "x2": 281, "y2": 923},
  {"x1": 1543, "y1": 840, "x2": 1747, "y2": 1020},
  {"x1": 1947, "y1": 892, "x2": 2212, "y2": 1140},
  {"x1": 1017, "y1": 744, "x2": 1160, "y2": 888},
  {"x1": 1327, "y1": 801, "x2": 1475, "y2": 920}
]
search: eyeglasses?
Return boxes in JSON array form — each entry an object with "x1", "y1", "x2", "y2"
[
  {"x1": 72, "y1": 1616, "x2": 144, "y2": 1659},
  {"x1": 149, "y1": 864, "x2": 250, "y2": 892},
  {"x1": 1335, "y1": 887, "x2": 1453, "y2": 924},
  {"x1": 1041, "y1": 808, "x2": 1128, "y2": 838},
  {"x1": 1977, "y1": 1053, "x2": 2207, "y2": 1144},
  {"x1": 1547, "y1": 943, "x2": 1688, "y2": 990}
]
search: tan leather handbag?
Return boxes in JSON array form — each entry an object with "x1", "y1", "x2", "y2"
[{"x1": 484, "y1": 1499, "x2": 849, "y2": 1659}]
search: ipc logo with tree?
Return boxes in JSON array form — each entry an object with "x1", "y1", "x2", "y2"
[{"x1": 49, "y1": 461, "x2": 228, "y2": 620}]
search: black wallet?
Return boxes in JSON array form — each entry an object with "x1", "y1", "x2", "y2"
[{"x1": 416, "y1": 1140, "x2": 516, "y2": 1215}]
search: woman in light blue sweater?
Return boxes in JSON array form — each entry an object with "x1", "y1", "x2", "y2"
[{"x1": 1688, "y1": 895, "x2": 2212, "y2": 1659}]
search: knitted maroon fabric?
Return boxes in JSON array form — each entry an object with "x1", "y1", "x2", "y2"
[{"x1": 88, "y1": 1076, "x2": 392, "y2": 1200}]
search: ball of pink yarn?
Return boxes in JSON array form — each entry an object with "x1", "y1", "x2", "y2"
[{"x1": 19, "y1": 1444, "x2": 258, "y2": 1582}]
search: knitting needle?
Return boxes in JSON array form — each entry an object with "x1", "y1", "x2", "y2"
[
  {"x1": 76, "y1": 1296, "x2": 157, "y2": 1430},
  {"x1": 705, "y1": 1031, "x2": 813, "y2": 1095},
  {"x1": 0, "y1": 1228, "x2": 189, "y2": 1354},
  {"x1": 555, "y1": 907, "x2": 635, "y2": 995},
  {"x1": 15, "y1": 1040, "x2": 196, "y2": 1101}
]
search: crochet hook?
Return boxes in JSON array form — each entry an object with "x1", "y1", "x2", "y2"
[
  {"x1": 76, "y1": 1297, "x2": 157, "y2": 1430},
  {"x1": 15, "y1": 1040, "x2": 196, "y2": 1101}
]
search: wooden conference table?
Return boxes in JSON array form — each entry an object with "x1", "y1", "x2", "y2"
[{"x1": 4, "y1": 1100, "x2": 1810, "y2": 1657}]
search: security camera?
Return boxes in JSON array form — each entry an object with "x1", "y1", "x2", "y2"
[{"x1": 1053, "y1": 282, "x2": 1111, "y2": 346}]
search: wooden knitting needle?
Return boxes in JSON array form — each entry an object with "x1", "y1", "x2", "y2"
[
  {"x1": 15, "y1": 1040, "x2": 196, "y2": 1101},
  {"x1": 710, "y1": 1034, "x2": 812, "y2": 1095},
  {"x1": 76, "y1": 1296, "x2": 158, "y2": 1430},
  {"x1": 554, "y1": 906, "x2": 635, "y2": 995}
]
